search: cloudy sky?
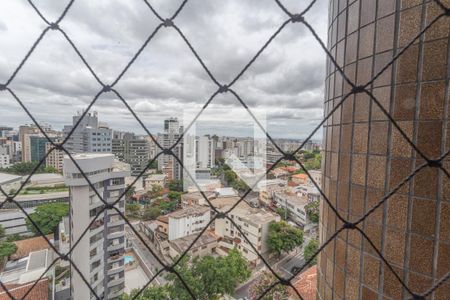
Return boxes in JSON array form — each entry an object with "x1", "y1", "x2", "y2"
[{"x1": 0, "y1": 0, "x2": 328, "y2": 140}]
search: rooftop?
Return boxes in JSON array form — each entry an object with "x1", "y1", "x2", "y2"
[
  {"x1": 0, "y1": 278, "x2": 49, "y2": 300},
  {"x1": 146, "y1": 174, "x2": 167, "y2": 181},
  {"x1": 274, "y1": 192, "x2": 308, "y2": 206},
  {"x1": 169, "y1": 231, "x2": 218, "y2": 254},
  {"x1": 290, "y1": 265, "x2": 317, "y2": 300},
  {"x1": 220, "y1": 202, "x2": 279, "y2": 225},
  {"x1": 167, "y1": 205, "x2": 210, "y2": 219},
  {"x1": 214, "y1": 187, "x2": 238, "y2": 197},
  {"x1": 12, "y1": 235, "x2": 54, "y2": 260}
]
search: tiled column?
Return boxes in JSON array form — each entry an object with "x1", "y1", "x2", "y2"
[{"x1": 319, "y1": 0, "x2": 449, "y2": 299}]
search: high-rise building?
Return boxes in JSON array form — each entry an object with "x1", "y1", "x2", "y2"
[
  {"x1": 112, "y1": 131, "x2": 150, "y2": 176},
  {"x1": 20, "y1": 124, "x2": 58, "y2": 162},
  {"x1": 63, "y1": 111, "x2": 112, "y2": 154},
  {"x1": 158, "y1": 117, "x2": 183, "y2": 181},
  {"x1": 196, "y1": 135, "x2": 216, "y2": 169},
  {"x1": 64, "y1": 154, "x2": 129, "y2": 300},
  {"x1": 29, "y1": 135, "x2": 56, "y2": 162},
  {"x1": 319, "y1": 1, "x2": 449, "y2": 299},
  {"x1": 45, "y1": 140, "x2": 65, "y2": 172}
]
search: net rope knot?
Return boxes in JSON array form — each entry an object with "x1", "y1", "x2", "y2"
[
  {"x1": 412, "y1": 294, "x2": 425, "y2": 300},
  {"x1": 61, "y1": 254, "x2": 70, "y2": 261},
  {"x1": 284, "y1": 153, "x2": 296, "y2": 161},
  {"x1": 352, "y1": 85, "x2": 366, "y2": 94},
  {"x1": 291, "y1": 14, "x2": 304, "y2": 23},
  {"x1": 428, "y1": 159, "x2": 442, "y2": 168},
  {"x1": 102, "y1": 85, "x2": 112, "y2": 93},
  {"x1": 49, "y1": 23, "x2": 59, "y2": 30},
  {"x1": 218, "y1": 85, "x2": 228, "y2": 93},
  {"x1": 216, "y1": 212, "x2": 226, "y2": 219},
  {"x1": 163, "y1": 19, "x2": 174, "y2": 27},
  {"x1": 0, "y1": 84, "x2": 6, "y2": 91},
  {"x1": 104, "y1": 203, "x2": 114, "y2": 210},
  {"x1": 162, "y1": 148, "x2": 173, "y2": 155},
  {"x1": 164, "y1": 265, "x2": 174, "y2": 273},
  {"x1": 279, "y1": 278, "x2": 291, "y2": 286},
  {"x1": 5, "y1": 196, "x2": 14, "y2": 203},
  {"x1": 343, "y1": 222, "x2": 356, "y2": 229}
]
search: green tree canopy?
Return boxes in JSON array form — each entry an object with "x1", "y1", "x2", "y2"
[
  {"x1": 121, "y1": 285, "x2": 170, "y2": 300},
  {"x1": 304, "y1": 239, "x2": 319, "y2": 266},
  {"x1": 267, "y1": 221, "x2": 303, "y2": 256},
  {"x1": 125, "y1": 203, "x2": 141, "y2": 218},
  {"x1": 0, "y1": 161, "x2": 60, "y2": 176},
  {"x1": 165, "y1": 248, "x2": 251, "y2": 300},
  {"x1": 167, "y1": 191, "x2": 182, "y2": 201},
  {"x1": 142, "y1": 207, "x2": 161, "y2": 221},
  {"x1": 249, "y1": 271, "x2": 289, "y2": 300},
  {"x1": 0, "y1": 225, "x2": 5, "y2": 239},
  {"x1": 275, "y1": 207, "x2": 290, "y2": 221},
  {"x1": 0, "y1": 242, "x2": 17, "y2": 261},
  {"x1": 26, "y1": 203, "x2": 69, "y2": 235},
  {"x1": 305, "y1": 200, "x2": 319, "y2": 223},
  {"x1": 168, "y1": 180, "x2": 183, "y2": 192}
]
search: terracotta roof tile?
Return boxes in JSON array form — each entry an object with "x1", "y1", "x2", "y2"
[
  {"x1": 290, "y1": 265, "x2": 317, "y2": 300},
  {"x1": 12, "y1": 235, "x2": 53, "y2": 260},
  {"x1": 0, "y1": 278, "x2": 49, "y2": 300}
]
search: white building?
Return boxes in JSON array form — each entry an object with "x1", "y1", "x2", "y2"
[
  {"x1": 157, "y1": 118, "x2": 183, "y2": 180},
  {"x1": 64, "y1": 154, "x2": 130, "y2": 300},
  {"x1": 196, "y1": 135, "x2": 215, "y2": 169},
  {"x1": 0, "y1": 153, "x2": 10, "y2": 168},
  {"x1": 306, "y1": 169, "x2": 322, "y2": 188},
  {"x1": 214, "y1": 202, "x2": 280, "y2": 264},
  {"x1": 167, "y1": 205, "x2": 210, "y2": 241},
  {"x1": 256, "y1": 179, "x2": 287, "y2": 206},
  {"x1": 273, "y1": 192, "x2": 309, "y2": 226}
]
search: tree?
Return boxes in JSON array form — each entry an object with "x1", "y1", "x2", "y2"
[
  {"x1": 168, "y1": 180, "x2": 183, "y2": 192},
  {"x1": 275, "y1": 207, "x2": 290, "y2": 221},
  {"x1": 267, "y1": 221, "x2": 303, "y2": 256},
  {"x1": 249, "y1": 271, "x2": 289, "y2": 300},
  {"x1": 224, "y1": 170, "x2": 237, "y2": 185},
  {"x1": 305, "y1": 200, "x2": 319, "y2": 223},
  {"x1": 0, "y1": 242, "x2": 17, "y2": 261},
  {"x1": 159, "y1": 200, "x2": 178, "y2": 213},
  {"x1": 142, "y1": 207, "x2": 161, "y2": 221},
  {"x1": 0, "y1": 161, "x2": 60, "y2": 176},
  {"x1": 167, "y1": 191, "x2": 182, "y2": 201},
  {"x1": 126, "y1": 203, "x2": 141, "y2": 218},
  {"x1": 147, "y1": 185, "x2": 163, "y2": 199},
  {"x1": 304, "y1": 239, "x2": 319, "y2": 266},
  {"x1": 166, "y1": 248, "x2": 251, "y2": 300},
  {"x1": 125, "y1": 185, "x2": 136, "y2": 201},
  {"x1": 26, "y1": 203, "x2": 69, "y2": 235}
]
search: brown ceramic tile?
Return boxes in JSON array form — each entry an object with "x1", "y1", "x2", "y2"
[
  {"x1": 331, "y1": 153, "x2": 339, "y2": 180},
  {"x1": 341, "y1": 124, "x2": 352, "y2": 153},
  {"x1": 411, "y1": 198, "x2": 436, "y2": 236},
  {"x1": 342, "y1": 95, "x2": 354, "y2": 124},
  {"x1": 401, "y1": 0, "x2": 421, "y2": 9},
  {"x1": 363, "y1": 254, "x2": 380, "y2": 290},
  {"x1": 387, "y1": 194, "x2": 409, "y2": 231},
  {"x1": 345, "y1": 32, "x2": 358, "y2": 65},
  {"x1": 367, "y1": 155, "x2": 387, "y2": 189},
  {"x1": 393, "y1": 84, "x2": 416, "y2": 121},
  {"x1": 413, "y1": 166, "x2": 439, "y2": 199},
  {"x1": 419, "y1": 81, "x2": 445, "y2": 120},
  {"x1": 347, "y1": 1, "x2": 360, "y2": 34},
  {"x1": 360, "y1": 0, "x2": 376, "y2": 27},
  {"x1": 409, "y1": 235, "x2": 434, "y2": 276},
  {"x1": 373, "y1": 50, "x2": 393, "y2": 87},
  {"x1": 346, "y1": 276, "x2": 359, "y2": 300},
  {"x1": 363, "y1": 221, "x2": 382, "y2": 255},
  {"x1": 378, "y1": 0, "x2": 397, "y2": 18},
  {"x1": 422, "y1": 39, "x2": 448, "y2": 81},
  {"x1": 334, "y1": 266, "x2": 345, "y2": 298},
  {"x1": 370, "y1": 121, "x2": 389, "y2": 155},
  {"x1": 391, "y1": 121, "x2": 414, "y2": 158},
  {"x1": 399, "y1": 6, "x2": 422, "y2": 47},
  {"x1": 337, "y1": 10, "x2": 347, "y2": 41},
  {"x1": 383, "y1": 229, "x2": 405, "y2": 267},
  {"x1": 351, "y1": 184, "x2": 365, "y2": 217},
  {"x1": 417, "y1": 121, "x2": 443, "y2": 159},
  {"x1": 348, "y1": 224, "x2": 363, "y2": 248},
  {"x1": 353, "y1": 123, "x2": 368, "y2": 153},
  {"x1": 396, "y1": 44, "x2": 419, "y2": 83},
  {"x1": 354, "y1": 92, "x2": 371, "y2": 122},
  {"x1": 326, "y1": 254, "x2": 335, "y2": 285},
  {"x1": 424, "y1": 2, "x2": 450, "y2": 41},
  {"x1": 351, "y1": 154, "x2": 367, "y2": 186},
  {"x1": 361, "y1": 286, "x2": 378, "y2": 300},
  {"x1": 408, "y1": 271, "x2": 433, "y2": 294},
  {"x1": 383, "y1": 265, "x2": 404, "y2": 299},
  {"x1": 357, "y1": 56, "x2": 373, "y2": 85},
  {"x1": 365, "y1": 189, "x2": 384, "y2": 224},
  {"x1": 376, "y1": 15, "x2": 395, "y2": 53},
  {"x1": 389, "y1": 158, "x2": 412, "y2": 194},
  {"x1": 437, "y1": 242, "x2": 450, "y2": 278},
  {"x1": 435, "y1": 282, "x2": 450, "y2": 300},
  {"x1": 339, "y1": 154, "x2": 351, "y2": 184},
  {"x1": 346, "y1": 245, "x2": 361, "y2": 278},
  {"x1": 440, "y1": 202, "x2": 450, "y2": 241},
  {"x1": 358, "y1": 23, "x2": 375, "y2": 59},
  {"x1": 332, "y1": 126, "x2": 341, "y2": 152},
  {"x1": 371, "y1": 86, "x2": 391, "y2": 121}
]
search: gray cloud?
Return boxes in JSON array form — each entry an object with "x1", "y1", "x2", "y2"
[{"x1": 0, "y1": 0, "x2": 327, "y2": 139}]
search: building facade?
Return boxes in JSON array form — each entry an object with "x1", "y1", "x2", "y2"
[
  {"x1": 167, "y1": 205, "x2": 210, "y2": 241},
  {"x1": 64, "y1": 154, "x2": 129, "y2": 300},
  {"x1": 112, "y1": 131, "x2": 150, "y2": 176},
  {"x1": 273, "y1": 192, "x2": 308, "y2": 226},
  {"x1": 158, "y1": 118, "x2": 183, "y2": 181},
  {"x1": 63, "y1": 112, "x2": 112, "y2": 154},
  {"x1": 319, "y1": 1, "x2": 449, "y2": 299}
]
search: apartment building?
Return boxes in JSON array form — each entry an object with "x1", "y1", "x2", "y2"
[
  {"x1": 143, "y1": 174, "x2": 167, "y2": 190},
  {"x1": 64, "y1": 154, "x2": 129, "y2": 300},
  {"x1": 45, "y1": 140, "x2": 64, "y2": 172},
  {"x1": 214, "y1": 202, "x2": 280, "y2": 264},
  {"x1": 112, "y1": 131, "x2": 150, "y2": 176},
  {"x1": 63, "y1": 111, "x2": 112, "y2": 154},
  {"x1": 256, "y1": 179, "x2": 287, "y2": 206},
  {"x1": 167, "y1": 205, "x2": 210, "y2": 241},
  {"x1": 19, "y1": 124, "x2": 59, "y2": 162},
  {"x1": 273, "y1": 192, "x2": 308, "y2": 226},
  {"x1": 157, "y1": 118, "x2": 183, "y2": 181}
]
